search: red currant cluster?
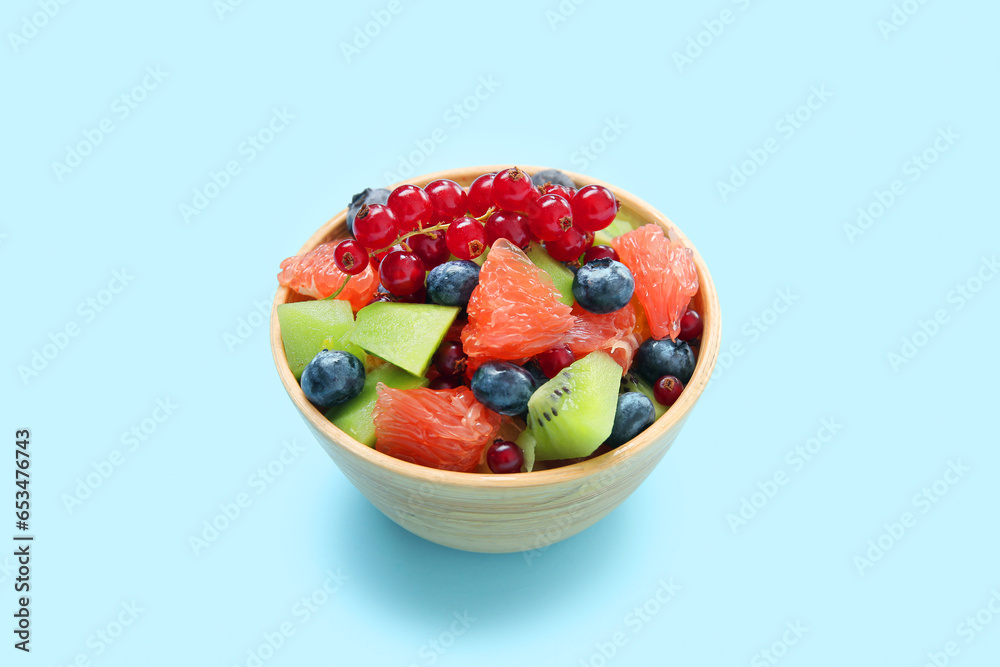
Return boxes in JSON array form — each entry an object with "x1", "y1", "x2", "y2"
[{"x1": 330, "y1": 166, "x2": 623, "y2": 299}]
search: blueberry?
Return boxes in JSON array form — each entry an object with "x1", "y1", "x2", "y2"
[
  {"x1": 572, "y1": 258, "x2": 634, "y2": 314},
  {"x1": 522, "y1": 359, "x2": 549, "y2": 391},
  {"x1": 300, "y1": 350, "x2": 366, "y2": 409},
  {"x1": 426, "y1": 260, "x2": 480, "y2": 308},
  {"x1": 634, "y1": 337, "x2": 696, "y2": 385},
  {"x1": 347, "y1": 187, "x2": 390, "y2": 235},
  {"x1": 471, "y1": 361, "x2": 536, "y2": 415},
  {"x1": 605, "y1": 392, "x2": 656, "y2": 448},
  {"x1": 531, "y1": 169, "x2": 575, "y2": 189}
]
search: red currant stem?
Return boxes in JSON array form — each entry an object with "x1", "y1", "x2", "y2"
[
  {"x1": 474, "y1": 207, "x2": 495, "y2": 223},
  {"x1": 372, "y1": 222, "x2": 451, "y2": 255},
  {"x1": 323, "y1": 274, "x2": 352, "y2": 300}
]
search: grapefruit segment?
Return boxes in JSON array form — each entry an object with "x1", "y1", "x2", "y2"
[
  {"x1": 462, "y1": 239, "x2": 575, "y2": 362},
  {"x1": 373, "y1": 385, "x2": 501, "y2": 472},
  {"x1": 611, "y1": 225, "x2": 698, "y2": 340},
  {"x1": 278, "y1": 242, "x2": 379, "y2": 312},
  {"x1": 563, "y1": 303, "x2": 638, "y2": 373}
]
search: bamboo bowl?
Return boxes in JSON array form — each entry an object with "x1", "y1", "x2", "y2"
[{"x1": 270, "y1": 165, "x2": 720, "y2": 553}]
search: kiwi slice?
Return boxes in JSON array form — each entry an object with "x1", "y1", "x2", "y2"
[
  {"x1": 525, "y1": 243, "x2": 574, "y2": 306},
  {"x1": 594, "y1": 208, "x2": 643, "y2": 247},
  {"x1": 621, "y1": 372, "x2": 668, "y2": 420},
  {"x1": 324, "y1": 364, "x2": 428, "y2": 446},
  {"x1": 527, "y1": 351, "x2": 622, "y2": 461},
  {"x1": 277, "y1": 299, "x2": 365, "y2": 379},
  {"x1": 350, "y1": 302, "x2": 460, "y2": 376}
]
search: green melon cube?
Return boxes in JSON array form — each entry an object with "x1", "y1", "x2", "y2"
[
  {"x1": 350, "y1": 302, "x2": 460, "y2": 376},
  {"x1": 277, "y1": 299, "x2": 365, "y2": 379},
  {"x1": 324, "y1": 364, "x2": 428, "y2": 446}
]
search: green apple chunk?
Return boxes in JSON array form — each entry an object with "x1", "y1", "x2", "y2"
[
  {"x1": 525, "y1": 243, "x2": 574, "y2": 306},
  {"x1": 324, "y1": 363, "x2": 428, "y2": 446},
  {"x1": 277, "y1": 299, "x2": 365, "y2": 379},
  {"x1": 350, "y1": 302, "x2": 460, "y2": 376}
]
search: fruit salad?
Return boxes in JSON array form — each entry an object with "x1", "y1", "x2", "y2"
[{"x1": 276, "y1": 167, "x2": 702, "y2": 474}]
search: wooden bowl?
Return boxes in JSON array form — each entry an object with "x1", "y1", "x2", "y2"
[{"x1": 270, "y1": 166, "x2": 720, "y2": 553}]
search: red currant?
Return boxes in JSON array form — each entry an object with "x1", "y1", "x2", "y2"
[
  {"x1": 679, "y1": 308, "x2": 703, "y2": 340},
  {"x1": 537, "y1": 345, "x2": 575, "y2": 378},
  {"x1": 353, "y1": 204, "x2": 398, "y2": 250},
  {"x1": 371, "y1": 243, "x2": 405, "y2": 271},
  {"x1": 545, "y1": 227, "x2": 592, "y2": 262},
  {"x1": 653, "y1": 375, "x2": 684, "y2": 406},
  {"x1": 445, "y1": 216, "x2": 487, "y2": 260},
  {"x1": 485, "y1": 210, "x2": 531, "y2": 248},
  {"x1": 583, "y1": 245, "x2": 620, "y2": 264},
  {"x1": 540, "y1": 183, "x2": 576, "y2": 201},
  {"x1": 378, "y1": 250, "x2": 426, "y2": 296},
  {"x1": 486, "y1": 440, "x2": 524, "y2": 474},
  {"x1": 467, "y1": 173, "x2": 495, "y2": 217},
  {"x1": 424, "y1": 179, "x2": 467, "y2": 223},
  {"x1": 492, "y1": 167, "x2": 538, "y2": 214},
  {"x1": 429, "y1": 375, "x2": 463, "y2": 390},
  {"x1": 394, "y1": 286, "x2": 427, "y2": 304},
  {"x1": 433, "y1": 341, "x2": 467, "y2": 378},
  {"x1": 571, "y1": 185, "x2": 619, "y2": 232},
  {"x1": 387, "y1": 184, "x2": 433, "y2": 232},
  {"x1": 333, "y1": 239, "x2": 369, "y2": 275},
  {"x1": 529, "y1": 194, "x2": 574, "y2": 241},
  {"x1": 409, "y1": 230, "x2": 450, "y2": 269}
]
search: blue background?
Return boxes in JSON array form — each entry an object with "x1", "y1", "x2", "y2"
[{"x1": 4, "y1": 0, "x2": 999, "y2": 665}]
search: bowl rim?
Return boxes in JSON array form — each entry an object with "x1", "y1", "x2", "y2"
[{"x1": 269, "y1": 165, "x2": 720, "y2": 489}]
